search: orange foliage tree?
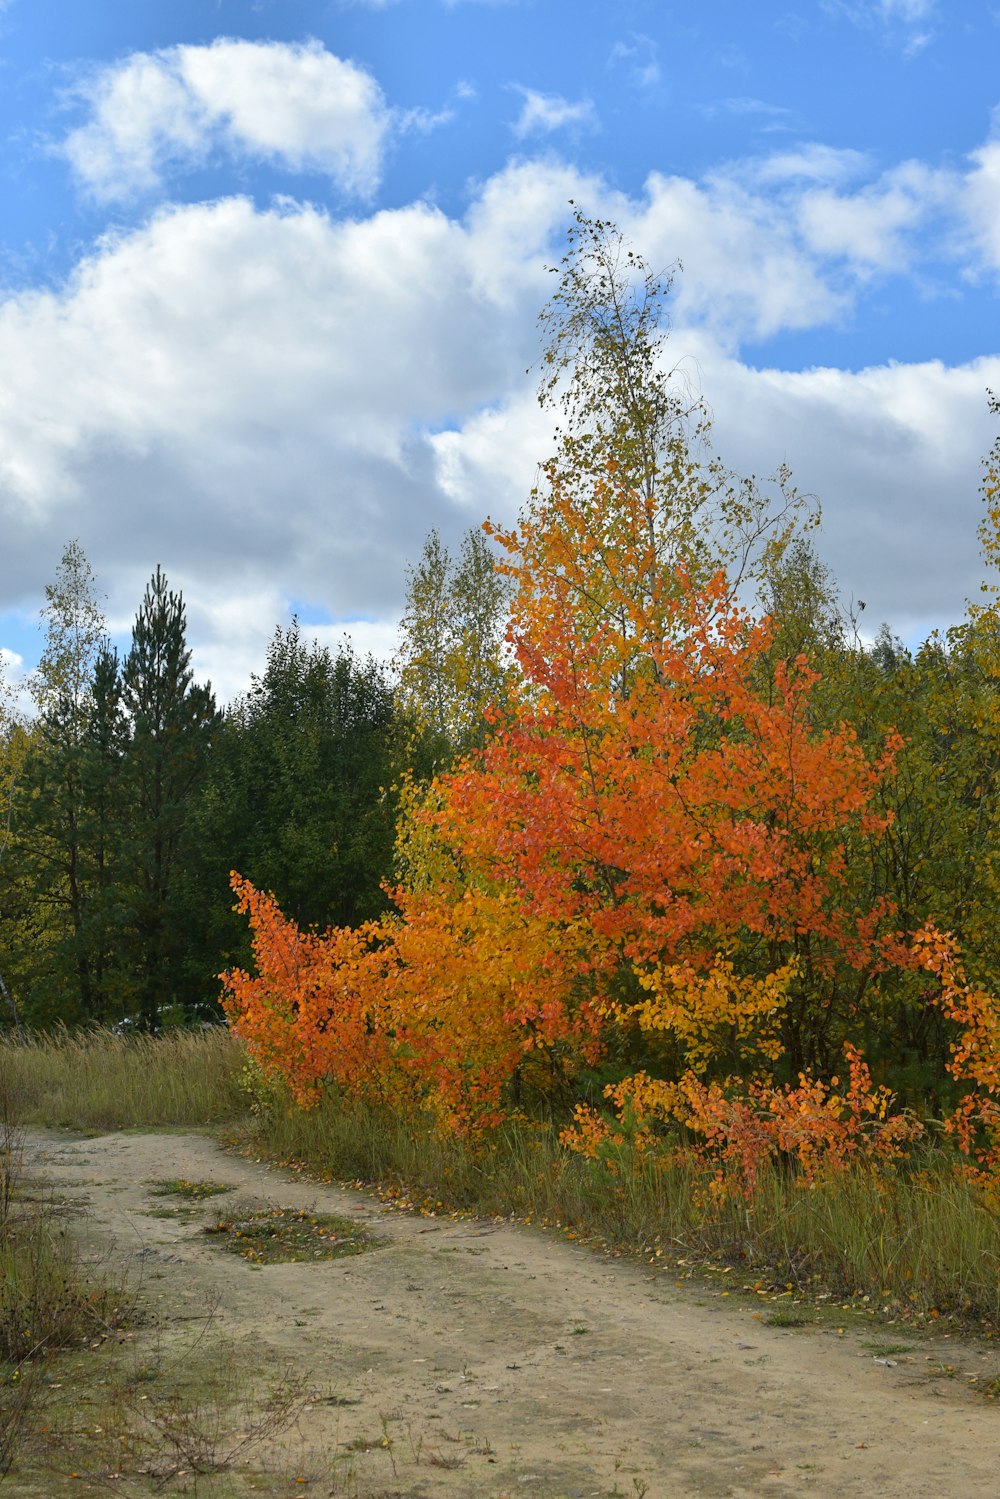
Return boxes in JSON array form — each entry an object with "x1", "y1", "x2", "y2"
[{"x1": 222, "y1": 453, "x2": 928, "y2": 1166}]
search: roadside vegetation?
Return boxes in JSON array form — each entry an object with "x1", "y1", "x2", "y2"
[
  {"x1": 5, "y1": 1024, "x2": 1000, "y2": 1338},
  {"x1": 0, "y1": 1077, "x2": 132, "y2": 1486}
]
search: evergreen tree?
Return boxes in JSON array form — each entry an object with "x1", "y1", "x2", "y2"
[
  {"x1": 77, "y1": 646, "x2": 130, "y2": 1019},
  {"x1": 187, "y1": 623, "x2": 408, "y2": 976},
  {"x1": 121, "y1": 567, "x2": 218, "y2": 1027}
]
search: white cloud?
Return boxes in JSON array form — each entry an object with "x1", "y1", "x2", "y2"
[
  {"x1": 877, "y1": 0, "x2": 935, "y2": 19},
  {"x1": 0, "y1": 186, "x2": 552, "y2": 697},
  {"x1": 749, "y1": 144, "x2": 870, "y2": 187},
  {"x1": 797, "y1": 160, "x2": 953, "y2": 272},
  {"x1": 608, "y1": 33, "x2": 661, "y2": 90},
  {"x1": 827, "y1": 0, "x2": 936, "y2": 50},
  {"x1": 63, "y1": 39, "x2": 392, "y2": 200},
  {"x1": 829, "y1": 0, "x2": 935, "y2": 24},
  {"x1": 435, "y1": 325, "x2": 1000, "y2": 644},
  {"x1": 707, "y1": 96, "x2": 795, "y2": 126},
  {"x1": 629, "y1": 170, "x2": 849, "y2": 343},
  {"x1": 0, "y1": 646, "x2": 28, "y2": 721},
  {"x1": 510, "y1": 87, "x2": 597, "y2": 139},
  {"x1": 964, "y1": 139, "x2": 1000, "y2": 275},
  {"x1": 1, "y1": 133, "x2": 998, "y2": 697}
]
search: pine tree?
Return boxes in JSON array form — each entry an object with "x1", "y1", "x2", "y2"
[{"x1": 121, "y1": 567, "x2": 218, "y2": 1028}]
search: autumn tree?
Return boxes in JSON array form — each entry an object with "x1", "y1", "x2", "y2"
[
  {"x1": 396, "y1": 527, "x2": 513, "y2": 752},
  {"x1": 223, "y1": 222, "x2": 1000, "y2": 1192},
  {"x1": 533, "y1": 210, "x2": 810, "y2": 663}
]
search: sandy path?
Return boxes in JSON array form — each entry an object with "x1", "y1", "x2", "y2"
[{"x1": 23, "y1": 1128, "x2": 1000, "y2": 1499}]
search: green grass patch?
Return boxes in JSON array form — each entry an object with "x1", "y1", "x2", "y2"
[
  {"x1": 147, "y1": 1178, "x2": 234, "y2": 1200},
  {"x1": 201, "y1": 1205, "x2": 384, "y2": 1264}
]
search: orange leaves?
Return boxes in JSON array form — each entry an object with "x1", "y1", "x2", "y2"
[
  {"x1": 564, "y1": 1046, "x2": 922, "y2": 1197},
  {"x1": 909, "y1": 923, "x2": 1000, "y2": 1169},
  {"x1": 221, "y1": 864, "x2": 604, "y2": 1133},
  {"x1": 220, "y1": 875, "x2": 394, "y2": 1109}
]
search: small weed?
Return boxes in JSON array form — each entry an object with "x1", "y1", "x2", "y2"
[
  {"x1": 342, "y1": 1434, "x2": 387, "y2": 1453},
  {"x1": 763, "y1": 1311, "x2": 810, "y2": 1328},
  {"x1": 428, "y1": 1450, "x2": 465, "y2": 1469},
  {"x1": 202, "y1": 1205, "x2": 384, "y2": 1264},
  {"x1": 132, "y1": 1359, "x2": 311, "y2": 1483}
]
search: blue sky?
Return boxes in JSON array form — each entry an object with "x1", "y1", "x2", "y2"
[{"x1": 0, "y1": 0, "x2": 998, "y2": 702}]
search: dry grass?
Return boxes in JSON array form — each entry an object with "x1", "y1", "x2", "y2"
[
  {"x1": 0, "y1": 1076, "x2": 132, "y2": 1486},
  {"x1": 0, "y1": 1026, "x2": 244, "y2": 1131}
]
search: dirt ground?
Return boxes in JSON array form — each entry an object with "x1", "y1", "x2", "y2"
[{"x1": 21, "y1": 1127, "x2": 1000, "y2": 1498}]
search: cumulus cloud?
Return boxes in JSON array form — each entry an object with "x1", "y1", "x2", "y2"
[
  {"x1": 1, "y1": 134, "x2": 998, "y2": 696},
  {"x1": 62, "y1": 39, "x2": 392, "y2": 200},
  {"x1": 796, "y1": 160, "x2": 954, "y2": 272},
  {"x1": 434, "y1": 325, "x2": 1000, "y2": 644},
  {"x1": 0, "y1": 184, "x2": 555, "y2": 698},
  {"x1": 625, "y1": 170, "x2": 849, "y2": 344},
  {"x1": 964, "y1": 138, "x2": 1000, "y2": 276},
  {"x1": 510, "y1": 87, "x2": 597, "y2": 139}
]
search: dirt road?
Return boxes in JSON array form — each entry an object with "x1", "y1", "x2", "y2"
[{"x1": 24, "y1": 1128, "x2": 1000, "y2": 1498}]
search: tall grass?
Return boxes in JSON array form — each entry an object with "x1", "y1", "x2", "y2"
[
  {"x1": 250, "y1": 1086, "x2": 1000, "y2": 1328},
  {"x1": 6, "y1": 1027, "x2": 1000, "y2": 1329},
  {"x1": 0, "y1": 1026, "x2": 245, "y2": 1131}
]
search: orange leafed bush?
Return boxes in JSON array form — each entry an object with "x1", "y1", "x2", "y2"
[
  {"x1": 221, "y1": 876, "x2": 394, "y2": 1107},
  {"x1": 562, "y1": 1044, "x2": 922, "y2": 1197}
]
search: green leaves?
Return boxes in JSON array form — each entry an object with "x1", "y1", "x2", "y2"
[{"x1": 396, "y1": 527, "x2": 512, "y2": 753}]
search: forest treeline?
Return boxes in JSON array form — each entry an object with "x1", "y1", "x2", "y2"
[
  {"x1": 2, "y1": 213, "x2": 1000, "y2": 1185},
  {"x1": 0, "y1": 530, "x2": 509, "y2": 1033}
]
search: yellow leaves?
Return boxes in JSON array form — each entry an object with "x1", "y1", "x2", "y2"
[{"x1": 628, "y1": 955, "x2": 798, "y2": 1073}]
